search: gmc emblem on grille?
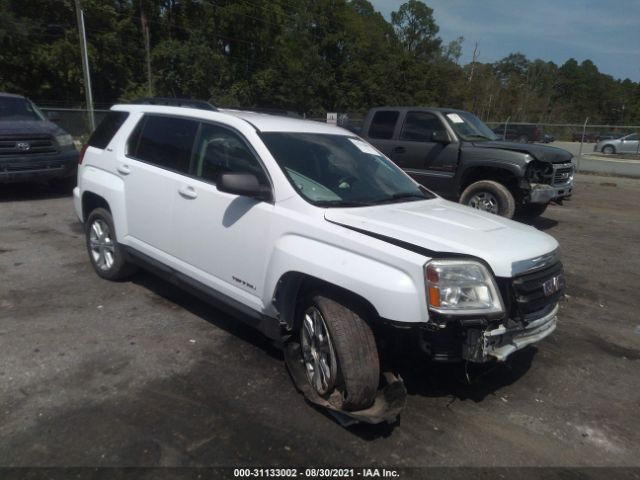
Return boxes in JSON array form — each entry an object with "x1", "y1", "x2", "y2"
[
  {"x1": 16, "y1": 142, "x2": 30, "y2": 151},
  {"x1": 542, "y1": 274, "x2": 564, "y2": 296}
]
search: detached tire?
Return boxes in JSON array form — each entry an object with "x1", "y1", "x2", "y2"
[
  {"x1": 460, "y1": 180, "x2": 516, "y2": 218},
  {"x1": 298, "y1": 292, "x2": 380, "y2": 411},
  {"x1": 85, "y1": 208, "x2": 137, "y2": 281},
  {"x1": 517, "y1": 203, "x2": 548, "y2": 219}
]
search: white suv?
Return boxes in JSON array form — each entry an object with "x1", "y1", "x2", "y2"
[{"x1": 74, "y1": 99, "x2": 565, "y2": 415}]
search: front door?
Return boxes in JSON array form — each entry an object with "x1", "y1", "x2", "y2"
[
  {"x1": 391, "y1": 111, "x2": 459, "y2": 197},
  {"x1": 172, "y1": 122, "x2": 272, "y2": 312}
]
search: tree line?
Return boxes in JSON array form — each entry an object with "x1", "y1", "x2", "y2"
[{"x1": 1, "y1": 0, "x2": 639, "y2": 125}]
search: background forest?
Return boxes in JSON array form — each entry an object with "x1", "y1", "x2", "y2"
[{"x1": 1, "y1": 0, "x2": 639, "y2": 124}]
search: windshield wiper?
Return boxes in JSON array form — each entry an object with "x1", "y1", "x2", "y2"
[
  {"x1": 373, "y1": 192, "x2": 428, "y2": 205},
  {"x1": 314, "y1": 199, "x2": 374, "y2": 208}
]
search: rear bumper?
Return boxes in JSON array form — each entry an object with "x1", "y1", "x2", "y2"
[
  {"x1": 0, "y1": 149, "x2": 78, "y2": 183},
  {"x1": 73, "y1": 186, "x2": 82, "y2": 222}
]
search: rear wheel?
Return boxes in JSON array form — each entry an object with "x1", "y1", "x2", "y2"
[
  {"x1": 517, "y1": 135, "x2": 529, "y2": 143},
  {"x1": 460, "y1": 180, "x2": 516, "y2": 218},
  {"x1": 85, "y1": 208, "x2": 137, "y2": 280},
  {"x1": 298, "y1": 292, "x2": 379, "y2": 411},
  {"x1": 602, "y1": 145, "x2": 615, "y2": 154}
]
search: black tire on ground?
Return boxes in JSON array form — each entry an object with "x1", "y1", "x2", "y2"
[
  {"x1": 298, "y1": 292, "x2": 380, "y2": 411},
  {"x1": 517, "y1": 135, "x2": 529, "y2": 143},
  {"x1": 517, "y1": 202, "x2": 548, "y2": 219},
  {"x1": 459, "y1": 180, "x2": 516, "y2": 218},
  {"x1": 85, "y1": 208, "x2": 137, "y2": 281},
  {"x1": 602, "y1": 145, "x2": 615, "y2": 154}
]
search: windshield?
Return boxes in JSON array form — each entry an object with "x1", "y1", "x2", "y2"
[
  {"x1": 0, "y1": 97, "x2": 45, "y2": 121},
  {"x1": 443, "y1": 111, "x2": 498, "y2": 141},
  {"x1": 260, "y1": 132, "x2": 433, "y2": 207}
]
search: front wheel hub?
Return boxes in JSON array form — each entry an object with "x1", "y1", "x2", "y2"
[{"x1": 300, "y1": 306, "x2": 337, "y2": 395}]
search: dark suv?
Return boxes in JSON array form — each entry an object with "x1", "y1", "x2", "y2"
[
  {"x1": 493, "y1": 123, "x2": 542, "y2": 143},
  {"x1": 0, "y1": 93, "x2": 78, "y2": 189}
]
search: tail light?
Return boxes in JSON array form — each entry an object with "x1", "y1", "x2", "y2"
[{"x1": 79, "y1": 144, "x2": 88, "y2": 164}]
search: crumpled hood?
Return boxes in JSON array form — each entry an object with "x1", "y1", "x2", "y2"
[
  {"x1": 325, "y1": 198, "x2": 559, "y2": 277},
  {"x1": 0, "y1": 120, "x2": 66, "y2": 137},
  {"x1": 471, "y1": 141, "x2": 572, "y2": 163}
]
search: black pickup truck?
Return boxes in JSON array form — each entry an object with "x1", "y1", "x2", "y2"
[
  {"x1": 358, "y1": 107, "x2": 574, "y2": 218},
  {"x1": 0, "y1": 92, "x2": 78, "y2": 190}
]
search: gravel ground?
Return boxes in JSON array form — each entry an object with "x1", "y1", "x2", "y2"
[{"x1": 0, "y1": 174, "x2": 639, "y2": 471}]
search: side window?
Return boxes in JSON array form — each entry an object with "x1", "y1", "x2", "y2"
[
  {"x1": 193, "y1": 123, "x2": 268, "y2": 185},
  {"x1": 368, "y1": 110, "x2": 399, "y2": 140},
  {"x1": 399, "y1": 112, "x2": 446, "y2": 142},
  {"x1": 128, "y1": 115, "x2": 198, "y2": 173},
  {"x1": 88, "y1": 111, "x2": 129, "y2": 149}
]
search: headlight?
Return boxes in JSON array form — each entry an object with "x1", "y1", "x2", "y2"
[
  {"x1": 425, "y1": 259, "x2": 504, "y2": 315},
  {"x1": 56, "y1": 134, "x2": 74, "y2": 146}
]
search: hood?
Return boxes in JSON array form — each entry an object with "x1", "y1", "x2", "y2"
[
  {"x1": 325, "y1": 198, "x2": 559, "y2": 277},
  {"x1": 471, "y1": 141, "x2": 572, "y2": 163},
  {"x1": 0, "y1": 120, "x2": 67, "y2": 137}
]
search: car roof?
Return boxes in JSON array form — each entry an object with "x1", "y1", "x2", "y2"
[
  {"x1": 0, "y1": 92, "x2": 27, "y2": 99},
  {"x1": 112, "y1": 104, "x2": 351, "y2": 135}
]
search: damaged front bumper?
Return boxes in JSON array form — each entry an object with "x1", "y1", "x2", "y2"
[
  {"x1": 464, "y1": 304, "x2": 558, "y2": 363},
  {"x1": 529, "y1": 183, "x2": 573, "y2": 203}
]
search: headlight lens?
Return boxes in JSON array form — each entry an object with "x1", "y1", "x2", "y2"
[
  {"x1": 56, "y1": 134, "x2": 74, "y2": 146},
  {"x1": 425, "y1": 259, "x2": 504, "y2": 315}
]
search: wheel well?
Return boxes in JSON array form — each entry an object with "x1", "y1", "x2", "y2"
[
  {"x1": 273, "y1": 272, "x2": 380, "y2": 331},
  {"x1": 459, "y1": 167, "x2": 519, "y2": 197},
  {"x1": 82, "y1": 191, "x2": 110, "y2": 221}
]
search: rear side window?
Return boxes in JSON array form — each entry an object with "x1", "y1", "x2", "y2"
[
  {"x1": 88, "y1": 111, "x2": 129, "y2": 149},
  {"x1": 368, "y1": 111, "x2": 399, "y2": 139},
  {"x1": 128, "y1": 115, "x2": 199, "y2": 173}
]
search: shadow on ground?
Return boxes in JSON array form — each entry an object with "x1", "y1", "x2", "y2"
[{"x1": 0, "y1": 181, "x2": 73, "y2": 202}]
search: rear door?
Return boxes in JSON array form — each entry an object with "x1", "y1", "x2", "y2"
[
  {"x1": 363, "y1": 110, "x2": 400, "y2": 158},
  {"x1": 390, "y1": 111, "x2": 459, "y2": 196},
  {"x1": 121, "y1": 114, "x2": 199, "y2": 258},
  {"x1": 620, "y1": 134, "x2": 639, "y2": 153}
]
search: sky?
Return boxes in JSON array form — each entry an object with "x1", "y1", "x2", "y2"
[{"x1": 370, "y1": 0, "x2": 640, "y2": 82}]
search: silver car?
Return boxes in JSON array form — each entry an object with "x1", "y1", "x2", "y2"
[{"x1": 595, "y1": 133, "x2": 640, "y2": 154}]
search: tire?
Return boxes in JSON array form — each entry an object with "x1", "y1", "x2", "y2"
[
  {"x1": 517, "y1": 203, "x2": 548, "y2": 219},
  {"x1": 517, "y1": 135, "x2": 529, "y2": 143},
  {"x1": 297, "y1": 292, "x2": 380, "y2": 411},
  {"x1": 85, "y1": 208, "x2": 137, "y2": 281},
  {"x1": 460, "y1": 180, "x2": 516, "y2": 218},
  {"x1": 602, "y1": 145, "x2": 615, "y2": 154}
]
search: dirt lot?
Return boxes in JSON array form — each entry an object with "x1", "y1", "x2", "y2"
[{"x1": 1, "y1": 174, "x2": 639, "y2": 471}]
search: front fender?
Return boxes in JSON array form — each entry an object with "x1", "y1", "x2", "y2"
[{"x1": 264, "y1": 234, "x2": 425, "y2": 324}]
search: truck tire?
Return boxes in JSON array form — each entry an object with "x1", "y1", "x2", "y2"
[
  {"x1": 460, "y1": 180, "x2": 516, "y2": 218},
  {"x1": 85, "y1": 208, "x2": 137, "y2": 281},
  {"x1": 517, "y1": 203, "x2": 548, "y2": 219},
  {"x1": 297, "y1": 292, "x2": 380, "y2": 411},
  {"x1": 517, "y1": 135, "x2": 529, "y2": 143}
]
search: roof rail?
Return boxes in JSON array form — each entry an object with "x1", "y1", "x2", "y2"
[
  {"x1": 231, "y1": 106, "x2": 301, "y2": 118},
  {"x1": 130, "y1": 97, "x2": 217, "y2": 111}
]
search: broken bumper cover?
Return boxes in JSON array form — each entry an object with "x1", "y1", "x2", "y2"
[
  {"x1": 529, "y1": 182, "x2": 573, "y2": 203},
  {"x1": 478, "y1": 304, "x2": 558, "y2": 362}
]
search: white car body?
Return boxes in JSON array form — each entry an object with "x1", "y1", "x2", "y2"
[{"x1": 74, "y1": 103, "x2": 563, "y2": 364}]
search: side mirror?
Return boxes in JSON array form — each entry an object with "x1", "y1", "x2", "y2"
[
  {"x1": 217, "y1": 172, "x2": 271, "y2": 201},
  {"x1": 46, "y1": 111, "x2": 61, "y2": 122},
  {"x1": 431, "y1": 130, "x2": 451, "y2": 143}
]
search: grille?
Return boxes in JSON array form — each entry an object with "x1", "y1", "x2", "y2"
[
  {"x1": 507, "y1": 262, "x2": 565, "y2": 320},
  {"x1": 0, "y1": 135, "x2": 57, "y2": 156},
  {"x1": 553, "y1": 163, "x2": 574, "y2": 186}
]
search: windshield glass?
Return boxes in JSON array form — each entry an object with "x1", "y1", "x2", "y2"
[
  {"x1": 443, "y1": 111, "x2": 498, "y2": 141},
  {"x1": 0, "y1": 97, "x2": 45, "y2": 121},
  {"x1": 260, "y1": 132, "x2": 433, "y2": 207}
]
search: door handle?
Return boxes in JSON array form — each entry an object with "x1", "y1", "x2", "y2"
[
  {"x1": 117, "y1": 164, "x2": 131, "y2": 175},
  {"x1": 178, "y1": 185, "x2": 198, "y2": 199},
  {"x1": 392, "y1": 146, "x2": 406, "y2": 154}
]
